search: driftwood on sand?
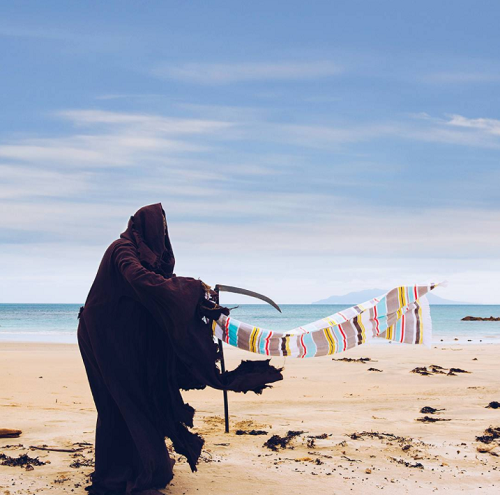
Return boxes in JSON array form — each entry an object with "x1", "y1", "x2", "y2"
[
  {"x1": 0, "y1": 429, "x2": 22, "y2": 438},
  {"x1": 29, "y1": 445, "x2": 87, "y2": 453}
]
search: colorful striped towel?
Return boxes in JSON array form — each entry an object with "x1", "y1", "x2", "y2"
[{"x1": 213, "y1": 283, "x2": 441, "y2": 358}]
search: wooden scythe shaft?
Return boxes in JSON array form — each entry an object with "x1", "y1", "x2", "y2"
[{"x1": 214, "y1": 287, "x2": 230, "y2": 433}]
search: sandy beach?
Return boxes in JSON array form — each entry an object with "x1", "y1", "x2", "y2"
[{"x1": 1, "y1": 341, "x2": 499, "y2": 494}]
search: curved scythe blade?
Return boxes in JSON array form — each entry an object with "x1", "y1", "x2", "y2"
[{"x1": 215, "y1": 284, "x2": 282, "y2": 313}]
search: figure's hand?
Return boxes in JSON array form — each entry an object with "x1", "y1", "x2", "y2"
[
  {"x1": 198, "y1": 299, "x2": 230, "y2": 321},
  {"x1": 200, "y1": 281, "x2": 218, "y2": 302}
]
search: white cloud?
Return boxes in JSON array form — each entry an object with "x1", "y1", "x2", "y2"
[
  {"x1": 58, "y1": 109, "x2": 233, "y2": 134},
  {"x1": 0, "y1": 164, "x2": 90, "y2": 199},
  {"x1": 446, "y1": 114, "x2": 500, "y2": 136},
  {"x1": 0, "y1": 110, "x2": 233, "y2": 167},
  {"x1": 153, "y1": 61, "x2": 342, "y2": 84},
  {"x1": 0, "y1": 137, "x2": 206, "y2": 166},
  {"x1": 170, "y1": 204, "x2": 500, "y2": 259},
  {"x1": 0, "y1": 108, "x2": 402, "y2": 172},
  {"x1": 178, "y1": 104, "x2": 500, "y2": 150},
  {"x1": 404, "y1": 113, "x2": 500, "y2": 149}
]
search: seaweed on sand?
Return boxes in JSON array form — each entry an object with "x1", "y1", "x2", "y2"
[
  {"x1": 411, "y1": 367, "x2": 432, "y2": 375},
  {"x1": 416, "y1": 416, "x2": 451, "y2": 423},
  {"x1": 70, "y1": 457, "x2": 95, "y2": 468},
  {"x1": 448, "y1": 368, "x2": 471, "y2": 375},
  {"x1": 476, "y1": 427, "x2": 500, "y2": 444},
  {"x1": 411, "y1": 365, "x2": 471, "y2": 376},
  {"x1": 308, "y1": 433, "x2": 329, "y2": 440},
  {"x1": 420, "y1": 406, "x2": 445, "y2": 414},
  {"x1": 0, "y1": 453, "x2": 46, "y2": 468},
  {"x1": 333, "y1": 357, "x2": 372, "y2": 363},
  {"x1": 391, "y1": 457, "x2": 424, "y2": 469},
  {"x1": 235, "y1": 430, "x2": 268, "y2": 436},
  {"x1": 348, "y1": 431, "x2": 408, "y2": 443},
  {"x1": 263, "y1": 431, "x2": 304, "y2": 451}
]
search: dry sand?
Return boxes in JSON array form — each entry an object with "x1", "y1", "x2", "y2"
[{"x1": 1, "y1": 341, "x2": 499, "y2": 494}]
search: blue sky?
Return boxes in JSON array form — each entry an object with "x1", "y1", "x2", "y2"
[{"x1": 1, "y1": 1, "x2": 499, "y2": 303}]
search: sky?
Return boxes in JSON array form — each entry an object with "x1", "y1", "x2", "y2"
[{"x1": 1, "y1": 0, "x2": 500, "y2": 304}]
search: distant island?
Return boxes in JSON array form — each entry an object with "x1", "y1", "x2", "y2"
[{"x1": 313, "y1": 288, "x2": 467, "y2": 305}]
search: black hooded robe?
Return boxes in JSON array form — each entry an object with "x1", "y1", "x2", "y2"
[{"x1": 77, "y1": 204, "x2": 282, "y2": 494}]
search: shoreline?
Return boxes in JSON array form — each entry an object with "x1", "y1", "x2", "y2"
[{"x1": 1, "y1": 336, "x2": 499, "y2": 346}]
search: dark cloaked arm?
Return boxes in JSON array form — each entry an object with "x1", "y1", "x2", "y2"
[{"x1": 113, "y1": 240, "x2": 204, "y2": 327}]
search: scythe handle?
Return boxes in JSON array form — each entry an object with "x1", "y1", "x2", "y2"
[{"x1": 214, "y1": 287, "x2": 230, "y2": 433}]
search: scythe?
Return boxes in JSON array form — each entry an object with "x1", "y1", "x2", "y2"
[{"x1": 213, "y1": 284, "x2": 281, "y2": 433}]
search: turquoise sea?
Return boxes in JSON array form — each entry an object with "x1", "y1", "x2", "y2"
[{"x1": 0, "y1": 303, "x2": 499, "y2": 345}]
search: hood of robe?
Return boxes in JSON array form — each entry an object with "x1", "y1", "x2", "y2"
[{"x1": 121, "y1": 203, "x2": 175, "y2": 278}]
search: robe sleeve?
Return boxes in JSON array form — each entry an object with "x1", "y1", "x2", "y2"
[{"x1": 113, "y1": 240, "x2": 204, "y2": 328}]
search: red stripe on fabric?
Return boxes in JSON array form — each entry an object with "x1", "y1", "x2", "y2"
[
  {"x1": 300, "y1": 334, "x2": 306, "y2": 358},
  {"x1": 265, "y1": 331, "x2": 273, "y2": 355},
  {"x1": 338, "y1": 312, "x2": 348, "y2": 321},
  {"x1": 400, "y1": 314, "x2": 405, "y2": 343},
  {"x1": 374, "y1": 307, "x2": 380, "y2": 335},
  {"x1": 414, "y1": 286, "x2": 418, "y2": 300},
  {"x1": 338, "y1": 324, "x2": 347, "y2": 351},
  {"x1": 225, "y1": 317, "x2": 230, "y2": 343}
]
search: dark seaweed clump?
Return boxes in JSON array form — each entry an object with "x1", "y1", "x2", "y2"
[
  {"x1": 448, "y1": 368, "x2": 471, "y2": 374},
  {"x1": 391, "y1": 457, "x2": 424, "y2": 469},
  {"x1": 411, "y1": 367, "x2": 432, "y2": 376},
  {"x1": 420, "y1": 406, "x2": 445, "y2": 414},
  {"x1": 486, "y1": 402, "x2": 500, "y2": 409},
  {"x1": 69, "y1": 457, "x2": 94, "y2": 468},
  {"x1": 235, "y1": 429, "x2": 268, "y2": 436},
  {"x1": 0, "y1": 453, "x2": 46, "y2": 468},
  {"x1": 416, "y1": 416, "x2": 451, "y2": 423},
  {"x1": 348, "y1": 431, "x2": 407, "y2": 442},
  {"x1": 263, "y1": 430, "x2": 304, "y2": 451},
  {"x1": 333, "y1": 357, "x2": 371, "y2": 363},
  {"x1": 308, "y1": 433, "x2": 329, "y2": 440},
  {"x1": 476, "y1": 427, "x2": 500, "y2": 444},
  {"x1": 411, "y1": 365, "x2": 470, "y2": 376}
]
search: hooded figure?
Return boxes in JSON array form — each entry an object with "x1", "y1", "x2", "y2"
[{"x1": 77, "y1": 204, "x2": 282, "y2": 495}]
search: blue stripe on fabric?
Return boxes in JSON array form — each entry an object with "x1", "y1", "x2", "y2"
[
  {"x1": 374, "y1": 297, "x2": 387, "y2": 319},
  {"x1": 332, "y1": 326, "x2": 345, "y2": 349},
  {"x1": 376, "y1": 313, "x2": 388, "y2": 333},
  {"x1": 406, "y1": 286, "x2": 415, "y2": 304},
  {"x1": 228, "y1": 320, "x2": 239, "y2": 347},
  {"x1": 394, "y1": 317, "x2": 402, "y2": 342},
  {"x1": 302, "y1": 331, "x2": 317, "y2": 357},
  {"x1": 258, "y1": 329, "x2": 270, "y2": 354}
]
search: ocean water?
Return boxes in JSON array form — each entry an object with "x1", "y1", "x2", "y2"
[{"x1": 0, "y1": 303, "x2": 499, "y2": 345}]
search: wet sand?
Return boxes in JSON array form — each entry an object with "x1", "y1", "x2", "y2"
[{"x1": 1, "y1": 341, "x2": 499, "y2": 494}]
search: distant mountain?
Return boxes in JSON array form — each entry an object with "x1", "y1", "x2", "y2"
[{"x1": 313, "y1": 288, "x2": 467, "y2": 305}]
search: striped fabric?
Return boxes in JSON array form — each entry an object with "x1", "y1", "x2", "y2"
[{"x1": 213, "y1": 283, "x2": 439, "y2": 358}]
